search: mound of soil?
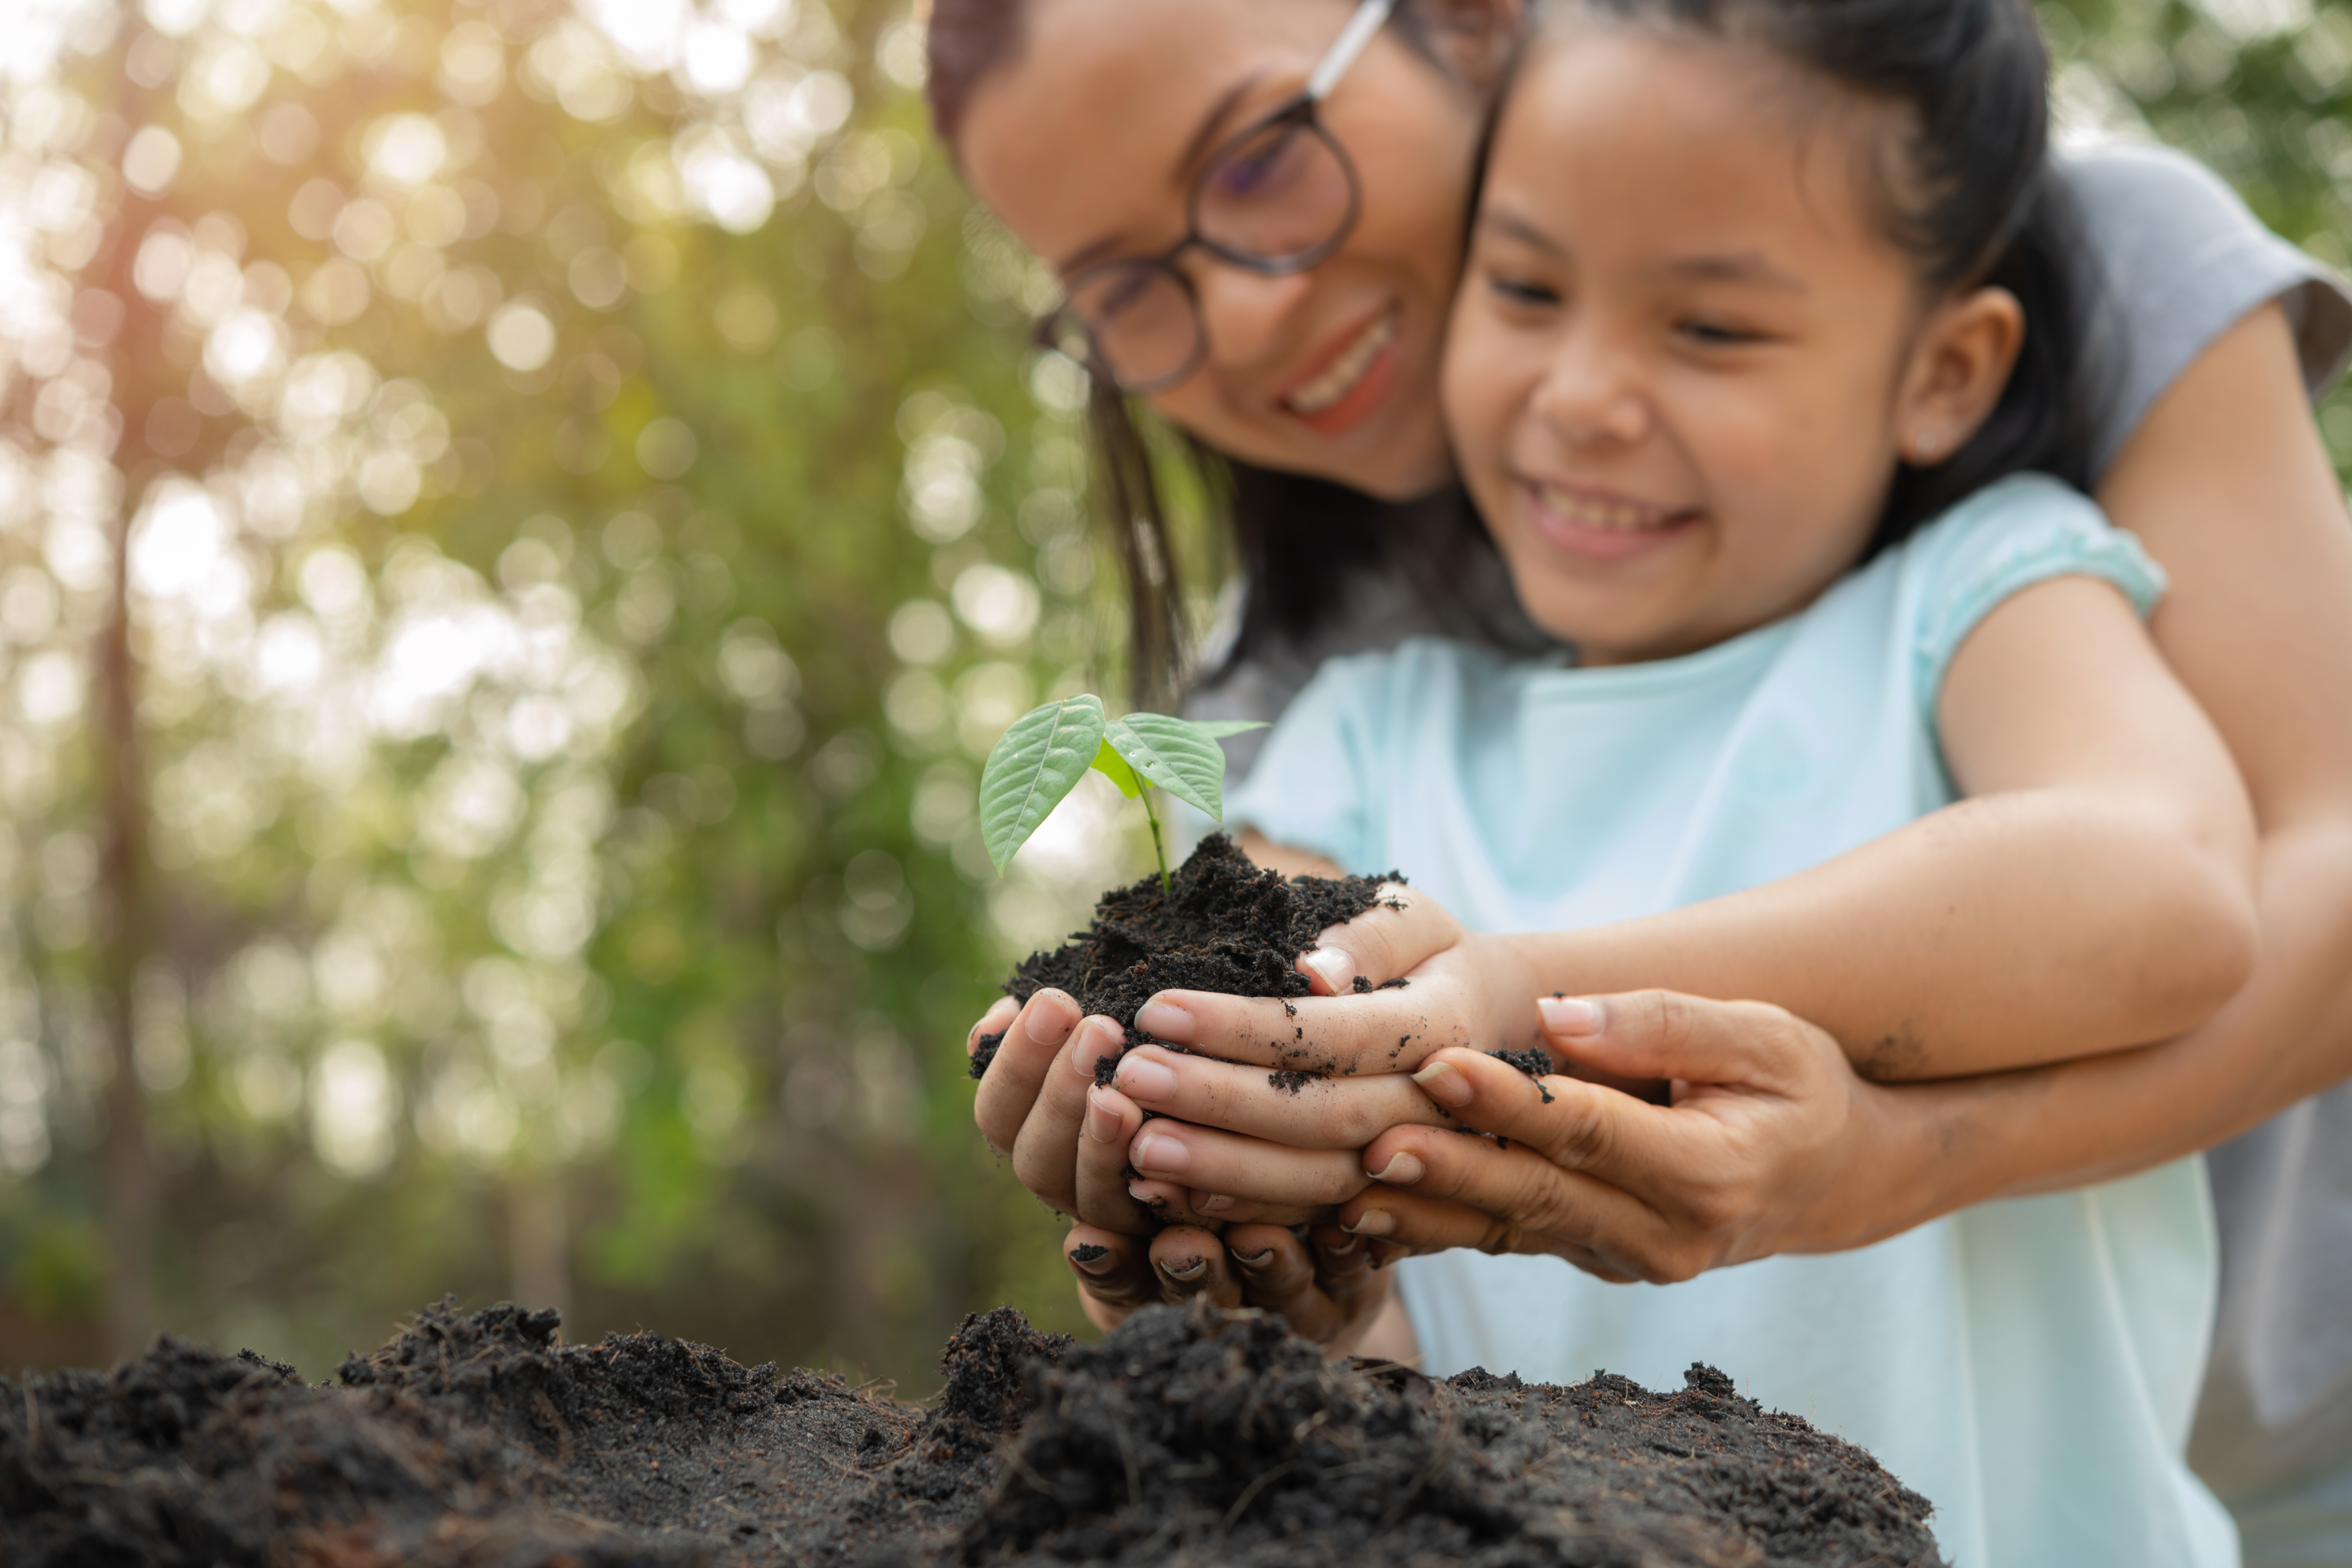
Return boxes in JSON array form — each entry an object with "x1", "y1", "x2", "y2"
[
  {"x1": 0, "y1": 1298, "x2": 1944, "y2": 1568},
  {"x1": 972, "y1": 834, "x2": 1399, "y2": 1081}
]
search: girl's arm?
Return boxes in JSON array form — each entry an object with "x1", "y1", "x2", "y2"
[{"x1": 1498, "y1": 567, "x2": 2260, "y2": 1081}]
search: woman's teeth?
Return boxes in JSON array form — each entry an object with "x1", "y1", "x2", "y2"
[
  {"x1": 1286, "y1": 313, "x2": 1397, "y2": 415},
  {"x1": 1534, "y1": 483, "x2": 1672, "y2": 532}
]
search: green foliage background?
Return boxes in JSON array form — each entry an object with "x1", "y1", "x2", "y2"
[{"x1": 0, "y1": 0, "x2": 2344, "y2": 1393}]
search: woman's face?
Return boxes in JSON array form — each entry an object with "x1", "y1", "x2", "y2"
[{"x1": 958, "y1": 0, "x2": 1498, "y2": 501}]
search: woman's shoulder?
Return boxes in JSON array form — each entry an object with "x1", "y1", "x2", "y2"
[{"x1": 2060, "y1": 138, "x2": 2352, "y2": 476}]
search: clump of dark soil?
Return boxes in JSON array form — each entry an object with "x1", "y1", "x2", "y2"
[
  {"x1": 971, "y1": 834, "x2": 1399, "y2": 1081},
  {"x1": 0, "y1": 1297, "x2": 1943, "y2": 1568}
]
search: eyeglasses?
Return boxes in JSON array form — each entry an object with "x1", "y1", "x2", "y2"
[{"x1": 1032, "y1": 0, "x2": 1399, "y2": 395}]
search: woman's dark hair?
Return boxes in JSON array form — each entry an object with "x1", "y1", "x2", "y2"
[
  {"x1": 1535, "y1": 0, "x2": 2101, "y2": 552},
  {"x1": 927, "y1": 0, "x2": 1521, "y2": 707}
]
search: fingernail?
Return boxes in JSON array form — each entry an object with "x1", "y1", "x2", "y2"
[
  {"x1": 1158, "y1": 1255, "x2": 1208, "y2": 1282},
  {"x1": 1366, "y1": 1152, "x2": 1425, "y2": 1185},
  {"x1": 1031, "y1": 991, "x2": 1080, "y2": 1045},
  {"x1": 1197, "y1": 1193, "x2": 1234, "y2": 1214},
  {"x1": 1133, "y1": 999, "x2": 1195, "y2": 1044},
  {"x1": 1114, "y1": 1054, "x2": 1178, "y2": 1103},
  {"x1": 1131, "y1": 1133, "x2": 1190, "y2": 1176},
  {"x1": 1343, "y1": 1211, "x2": 1396, "y2": 1238},
  {"x1": 1083, "y1": 1087, "x2": 1121, "y2": 1144},
  {"x1": 1538, "y1": 996, "x2": 1604, "y2": 1037},
  {"x1": 1233, "y1": 1246, "x2": 1275, "y2": 1271},
  {"x1": 1127, "y1": 1182, "x2": 1168, "y2": 1208},
  {"x1": 1412, "y1": 1061, "x2": 1473, "y2": 1108},
  {"x1": 1299, "y1": 948, "x2": 1354, "y2": 996},
  {"x1": 1067, "y1": 1244, "x2": 1118, "y2": 1275},
  {"x1": 1067, "y1": 1017, "x2": 1124, "y2": 1079}
]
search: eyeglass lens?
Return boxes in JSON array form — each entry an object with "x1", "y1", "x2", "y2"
[{"x1": 1062, "y1": 119, "x2": 1355, "y2": 392}]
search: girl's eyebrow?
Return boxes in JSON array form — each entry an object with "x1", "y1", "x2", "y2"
[
  {"x1": 1478, "y1": 207, "x2": 1566, "y2": 257},
  {"x1": 1053, "y1": 73, "x2": 1271, "y2": 277},
  {"x1": 1653, "y1": 251, "x2": 1810, "y2": 293}
]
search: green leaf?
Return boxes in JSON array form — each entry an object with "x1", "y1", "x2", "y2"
[
  {"x1": 979, "y1": 695, "x2": 1107, "y2": 874},
  {"x1": 1089, "y1": 738, "x2": 1144, "y2": 798},
  {"x1": 1187, "y1": 720, "x2": 1271, "y2": 740},
  {"x1": 1104, "y1": 712, "x2": 1239, "y2": 821}
]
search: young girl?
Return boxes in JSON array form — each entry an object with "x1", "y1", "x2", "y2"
[{"x1": 1211, "y1": 0, "x2": 2253, "y2": 1560}]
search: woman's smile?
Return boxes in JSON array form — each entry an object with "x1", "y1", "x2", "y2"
[{"x1": 1281, "y1": 304, "x2": 1403, "y2": 432}]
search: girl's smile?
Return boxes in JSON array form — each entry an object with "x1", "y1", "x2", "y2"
[{"x1": 1443, "y1": 22, "x2": 2020, "y2": 668}]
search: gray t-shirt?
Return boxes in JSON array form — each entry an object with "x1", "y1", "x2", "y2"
[{"x1": 1185, "y1": 139, "x2": 2352, "y2": 1508}]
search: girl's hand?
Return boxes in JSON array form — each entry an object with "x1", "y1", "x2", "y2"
[
  {"x1": 1336, "y1": 991, "x2": 1901, "y2": 1282},
  {"x1": 1056, "y1": 1219, "x2": 1403, "y2": 1353},
  {"x1": 962, "y1": 880, "x2": 1490, "y2": 1230},
  {"x1": 1128, "y1": 893, "x2": 1546, "y2": 1078}
]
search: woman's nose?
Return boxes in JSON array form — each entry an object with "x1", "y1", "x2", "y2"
[
  {"x1": 1187, "y1": 262, "x2": 1318, "y2": 371},
  {"x1": 1529, "y1": 343, "x2": 1651, "y2": 448}
]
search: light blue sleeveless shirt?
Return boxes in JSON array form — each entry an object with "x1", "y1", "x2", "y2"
[{"x1": 1226, "y1": 475, "x2": 2235, "y2": 1568}]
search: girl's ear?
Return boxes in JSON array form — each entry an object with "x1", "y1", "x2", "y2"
[
  {"x1": 1895, "y1": 286, "x2": 2025, "y2": 467},
  {"x1": 1409, "y1": 0, "x2": 1526, "y2": 91}
]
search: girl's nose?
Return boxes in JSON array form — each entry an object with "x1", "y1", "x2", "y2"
[
  {"x1": 1529, "y1": 345, "x2": 1651, "y2": 448},
  {"x1": 1188, "y1": 262, "x2": 1317, "y2": 372}
]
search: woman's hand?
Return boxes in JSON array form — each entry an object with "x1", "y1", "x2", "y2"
[{"x1": 1335, "y1": 990, "x2": 1909, "y2": 1282}]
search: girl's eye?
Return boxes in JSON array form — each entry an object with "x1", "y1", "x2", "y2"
[
  {"x1": 1678, "y1": 319, "x2": 1759, "y2": 346},
  {"x1": 1486, "y1": 274, "x2": 1560, "y2": 308}
]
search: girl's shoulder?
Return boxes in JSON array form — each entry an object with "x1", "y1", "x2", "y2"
[{"x1": 1895, "y1": 474, "x2": 2169, "y2": 720}]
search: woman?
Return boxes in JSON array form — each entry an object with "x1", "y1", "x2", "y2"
[{"x1": 931, "y1": 0, "x2": 2352, "y2": 1556}]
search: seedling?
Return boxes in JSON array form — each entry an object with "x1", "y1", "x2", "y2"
[{"x1": 978, "y1": 694, "x2": 1263, "y2": 892}]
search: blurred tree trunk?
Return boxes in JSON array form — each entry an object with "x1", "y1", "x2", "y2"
[{"x1": 95, "y1": 52, "x2": 163, "y2": 1366}]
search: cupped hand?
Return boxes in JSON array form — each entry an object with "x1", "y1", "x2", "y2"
[
  {"x1": 1130, "y1": 893, "x2": 1545, "y2": 1076},
  {"x1": 1336, "y1": 990, "x2": 1902, "y2": 1283},
  {"x1": 1055, "y1": 1219, "x2": 1403, "y2": 1353}
]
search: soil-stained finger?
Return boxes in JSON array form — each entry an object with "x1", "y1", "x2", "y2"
[
  {"x1": 1129, "y1": 1121, "x2": 1372, "y2": 1208},
  {"x1": 1348, "y1": 1120, "x2": 1665, "y2": 1279},
  {"x1": 1062, "y1": 1225, "x2": 1159, "y2": 1332},
  {"x1": 1132, "y1": 987, "x2": 1470, "y2": 1076},
  {"x1": 1299, "y1": 883, "x2": 1458, "y2": 994},
  {"x1": 972, "y1": 989, "x2": 1080, "y2": 1157},
  {"x1": 1112, "y1": 1046, "x2": 1453, "y2": 1148},
  {"x1": 1149, "y1": 1227, "x2": 1243, "y2": 1308}
]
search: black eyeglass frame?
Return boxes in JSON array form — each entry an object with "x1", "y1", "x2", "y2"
[{"x1": 1029, "y1": 0, "x2": 1396, "y2": 396}]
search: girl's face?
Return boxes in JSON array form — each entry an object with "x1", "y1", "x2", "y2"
[
  {"x1": 1444, "y1": 27, "x2": 1981, "y2": 666},
  {"x1": 959, "y1": 0, "x2": 1500, "y2": 501}
]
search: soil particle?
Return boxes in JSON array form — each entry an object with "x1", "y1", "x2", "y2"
[
  {"x1": 1491, "y1": 1046, "x2": 1558, "y2": 1103},
  {"x1": 968, "y1": 1031, "x2": 1007, "y2": 1081},
  {"x1": 1067, "y1": 1244, "x2": 1110, "y2": 1266},
  {"x1": 0, "y1": 1298, "x2": 1941, "y2": 1568},
  {"x1": 1266, "y1": 1069, "x2": 1318, "y2": 1095},
  {"x1": 1002, "y1": 835, "x2": 1398, "y2": 1051}
]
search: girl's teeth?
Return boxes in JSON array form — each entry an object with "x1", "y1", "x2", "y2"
[
  {"x1": 1288, "y1": 313, "x2": 1397, "y2": 415},
  {"x1": 1536, "y1": 484, "x2": 1667, "y2": 531}
]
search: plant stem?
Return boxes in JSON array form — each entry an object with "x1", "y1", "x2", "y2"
[{"x1": 1141, "y1": 789, "x2": 1172, "y2": 895}]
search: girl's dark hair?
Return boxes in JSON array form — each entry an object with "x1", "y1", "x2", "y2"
[
  {"x1": 1538, "y1": 0, "x2": 2100, "y2": 552},
  {"x1": 928, "y1": 0, "x2": 1521, "y2": 707}
]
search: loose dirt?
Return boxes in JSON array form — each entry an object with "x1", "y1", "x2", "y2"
[
  {"x1": 2, "y1": 1297, "x2": 1943, "y2": 1567},
  {"x1": 970, "y1": 834, "x2": 1398, "y2": 1081}
]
